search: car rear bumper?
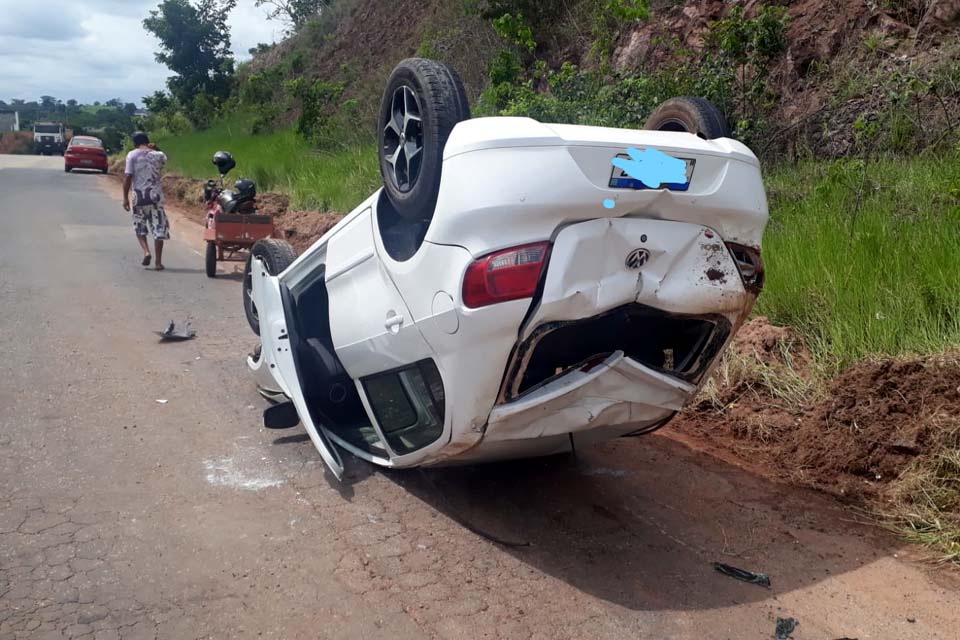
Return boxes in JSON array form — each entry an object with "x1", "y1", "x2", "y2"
[
  {"x1": 435, "y1": 217, "x2": 755, "y2": 461},
  {"x1": 65, "y1": 157, "x2": 107, "y2": 170}
]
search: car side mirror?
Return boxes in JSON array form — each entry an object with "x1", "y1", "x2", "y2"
[{"x1": 212, "y1": 150, "x2": 236, "y2": 176}]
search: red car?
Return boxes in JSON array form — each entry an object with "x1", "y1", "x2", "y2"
[{"x1": 64, "y1": 136, "x2": 108, "y2": 173}]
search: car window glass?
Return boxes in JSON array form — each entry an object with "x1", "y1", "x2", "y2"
[
  {"x1": 70, "y1": 139, "x2": 102, "y2": 147},
  {"x1": 363, "y1": 360, "x2": 445, "y2": 456}
]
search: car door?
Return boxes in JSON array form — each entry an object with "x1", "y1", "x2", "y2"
[
  {"x1": 250, "y1": 256, "x2": 346, "y2": 479},
  {"x1": 324, "y1": 208, "x2": 435, "y2": 376},
  {"x1": 324, "y1": 207, "x2": 449, "y2": 463}
]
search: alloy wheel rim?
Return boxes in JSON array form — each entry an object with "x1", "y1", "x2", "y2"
[{"x1": 382, "y1": 85, "x2": 424, "y2": 193}]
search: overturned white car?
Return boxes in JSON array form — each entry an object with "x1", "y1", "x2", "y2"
[{"x1": 243, "y1": 58, "x2": 768, "y2": 479}]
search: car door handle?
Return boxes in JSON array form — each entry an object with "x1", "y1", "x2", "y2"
[{"x1": 384, "y1": 313, "x2": 404, "y2": 330}]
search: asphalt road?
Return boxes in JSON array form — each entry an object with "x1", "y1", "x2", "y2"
[{"x1": 1, "y1": 155, "x2": 959, "y2": 640}]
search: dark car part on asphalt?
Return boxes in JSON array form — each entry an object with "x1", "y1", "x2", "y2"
[
  {"x1": 712, "y1": 562, "x2": 772, "y2": 588},
  {"x1": 378, "y1": 58, "x2": 470, "y2": 222},
  {"x1": 243, "y1": 239, "x2": 297, "y2": 335},
  {"x1": 644, "y1": 97, "x2": 731, "y2": 139},
  {"x1": 263, "y1": 402, "x2": 300, "y2": 429},
  {"x1": 155, "y1": 320, "x2": 196, "y2": 342},
  {"x1": 775, "y1": 617, "x2": 799, "y2": 640}
]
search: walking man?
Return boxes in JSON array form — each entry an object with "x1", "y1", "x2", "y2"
[{"x1": 123, "y1": 131, "x2": 170, "y2": 270}]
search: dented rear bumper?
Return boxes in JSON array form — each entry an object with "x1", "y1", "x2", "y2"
[
  {"x1": 487, "y1": 351, "x2": 693, "y2": 442},
  {"x1": 480, "y1": 216, "x2": 754, "y2": 447}
]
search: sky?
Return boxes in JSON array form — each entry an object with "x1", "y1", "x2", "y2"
[{"x1": 0, "y1": 0, "x2": 281, "y2": 106}]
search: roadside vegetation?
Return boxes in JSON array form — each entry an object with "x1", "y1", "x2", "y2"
[
  {"x1": 155, "y1": 113, "x2": 378, "y2": 212},
  {"x1": 0, "y1": 96, "x2": 142, "y2": 151},
  {"x1": 133, "y1": 0, "x2": 960, "y2": 560},
  {"x1": 760, "y1": 152, "x2": 960, "y2": 369}
]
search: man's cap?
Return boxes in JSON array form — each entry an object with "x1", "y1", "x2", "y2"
[{"x1": 132, "y1": 131, "x2": 149, "y2": 146}]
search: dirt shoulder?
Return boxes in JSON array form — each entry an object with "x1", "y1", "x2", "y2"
[
  {"x1": 667, "y1": 316, "x2": 960, "y2": 561},
  {"x1": 105, "y1": 167, "x2": 343, "y2": 254}
]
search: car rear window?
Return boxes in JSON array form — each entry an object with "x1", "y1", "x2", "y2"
[
  {"x1": 362, "y1": 360, "x2": 445, "y2": 455},
  {"x1": 71, "y1": 139, "x2": 102, "y2": 147}
]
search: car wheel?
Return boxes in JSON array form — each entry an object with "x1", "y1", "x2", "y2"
[
  {"x1": 243, "y1": 238, "x2": 297, "y2": 336},
  {"x1": 205, "y1": 241, "x2": 217, "y2": 278},
  {"x1": 378, "y1": 58, "x2": 471, "y2": 221},
  {"x1": 64, "y1": 166, "x2": 71, "y2": 173},
  {"x1": 644, "y1": 97, "x2": 731, "y2": 140}
]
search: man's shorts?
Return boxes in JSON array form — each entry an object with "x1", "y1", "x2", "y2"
[{"x1": 132, "y1": 203, "x2": 171, "y2": 240}]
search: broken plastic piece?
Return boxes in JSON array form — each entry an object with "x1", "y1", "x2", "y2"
[
  {"x1": 775, "y1": 617, "x2": 798, "y2": 640},
  {"x1": 712, "y1": 562, "x2": 771, "y2": 588},
  {"x1": 155, "y1": 399, "x2": 168, "y2": 405},
  {"x1": 156, "y1": 320, "x2": 197, "y2": 342}
]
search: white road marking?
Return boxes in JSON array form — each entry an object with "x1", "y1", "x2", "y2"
[{"x1": 61, "y1": 224, "x2": 130, "y2": 240}]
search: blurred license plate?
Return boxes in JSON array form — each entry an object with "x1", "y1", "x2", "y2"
[
  {"x1": 608, "y1": 154, "x2": 695, "y2": 191},
  {"x1": 81, "y1": 159, "x2": 93, "y2": 165}
]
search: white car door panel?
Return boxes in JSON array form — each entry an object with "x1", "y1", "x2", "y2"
[
  {"x1": 250, "y1": 258, "x2": 344, "y2": 479},
  {"x1": 325, "y1": 208, "x2": 436, "y2": 379}
]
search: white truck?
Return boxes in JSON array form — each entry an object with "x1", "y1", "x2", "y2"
[{"x1": 33, "y1": 122, "x2": 66, "y2": 155}]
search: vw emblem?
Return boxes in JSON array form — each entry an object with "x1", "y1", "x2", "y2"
[{"x1": 625, "y1": 248, "x2": 650, "y2": 269}]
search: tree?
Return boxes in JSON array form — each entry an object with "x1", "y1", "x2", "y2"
[
  {"x1": 255, "y1": 0, "x2": 331, "y2": 33},
  {"x1": 143, "y1": 0, "x2": 237, "y2": 111},
  {"x1": 142, "y1": 91, "x2": 174, "y2": 115},
  {"x1": 40, "y1": 95, "x2": 57, "y2": 110},
  {"x1": 248, "y1": 42, "x2": 272, "y2": 56}
]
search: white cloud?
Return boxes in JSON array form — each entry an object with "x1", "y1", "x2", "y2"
[
  {"x1": 0, "y1": 0, "x2": 279, "y2": 105},
  {"x1": 0, "y1": 2, "x2": 86, "y2": 40}
]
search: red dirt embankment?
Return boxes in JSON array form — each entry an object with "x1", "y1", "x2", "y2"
[
  {"x1": 0, "y1": 132, "x2": 34, "y2": 155},
  {"x1": 159, "y1": 173, "x2": 342, "y2": 253},
  {"x1": 671, "y1": 317, "x2": 960, "y2": 502},
  {"x1": 106, "y1": 162, "x2": 344, "y2": 254}
]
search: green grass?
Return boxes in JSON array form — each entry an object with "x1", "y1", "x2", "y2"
[
  {"x1": 758, "y1": 151, "x2": 960, "y2": 368},
  {"x1": 155, "y1": 115, "x2": 379, "y2": 213}
]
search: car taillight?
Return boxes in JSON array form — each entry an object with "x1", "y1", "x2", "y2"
[
  {"x1": 462, "y1": 242, "x2": 550, "y2": 308},
  {"x1": 725, "y1": 242, "x2": 765, "y2": 293}
]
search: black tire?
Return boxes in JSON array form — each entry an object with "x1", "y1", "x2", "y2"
[
  {"x1": 644, "y1": 97, "x2": 731, "y2": 140},
  {"x1": 243, "y1": 239, "x2": 297, "y2": 336},
  {"x1": 378, "y1": 58, "x2": 470, "y2": 221},
  {"x1": 205, "y1": 241, "x2": 217, "y2": 278},
  {"x1": 64, "y1": 166, "x2": 71, "y2": 173}
]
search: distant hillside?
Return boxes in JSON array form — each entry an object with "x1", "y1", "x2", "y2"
[{"x1": 237, "y1": 0, "x2": 960, "y2": 158}]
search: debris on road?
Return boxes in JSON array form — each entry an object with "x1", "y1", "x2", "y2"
[
  {"x1": 775, "y1": 617, "x2": 798, "y2": 639},
  {"x1": 712, "y1": 562, "x2": 772, "y2": 588},
  {"x1": 155, "y1": 320, "x2": 196, "y2": 342},
  {"x1": 155, "y1": 399, "x2": 168, "y2": 405}
]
